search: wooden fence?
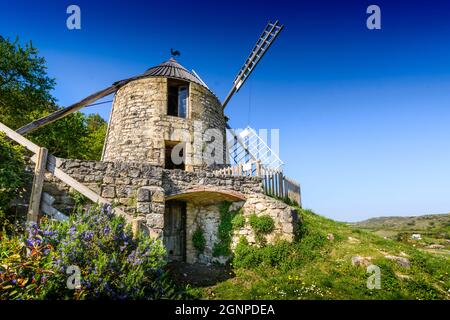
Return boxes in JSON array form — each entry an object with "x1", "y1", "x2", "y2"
[
  {"x1": 0, "y1": 122, "x2": 136, "y2": 227},
  {"x1": 1, "y1": 120, "x2": 301, "y2": 229},
  {"x1": 213, "y1": 161, "x2": 301, "y2": 206}
]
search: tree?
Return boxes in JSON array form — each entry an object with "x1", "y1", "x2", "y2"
[
  {"x1": 83, "y1": 114, "x2": 108, "y2": 160},
  {"x1": 0, "y1": 132, "x2": 28, "y2": 233},
  {"x1": 0, "y1": 36, "x2": 107, "y2": 160}
]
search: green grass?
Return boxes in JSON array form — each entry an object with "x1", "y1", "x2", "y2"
[
  {"x1": 192, "y1": 208, "x2": 450, "y2": 300},
  {"x1": 353, "y1": 213, "x2": 450, "y2": 256}
]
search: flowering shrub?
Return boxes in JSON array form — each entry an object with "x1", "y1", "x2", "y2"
[
  {"x1": 0, "y1": 204, "x2": 183, "y2": 299},
  {"x1": 0, "y1": 235, "x2": 54, "y2": 299}
]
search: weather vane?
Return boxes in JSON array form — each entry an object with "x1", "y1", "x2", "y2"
[{"x1": 170, "y1": 48, "x2": 180, "y2": 57}]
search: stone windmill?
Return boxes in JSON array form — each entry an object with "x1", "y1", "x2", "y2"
[
  {"x1": 17, "y1": 21, "x2": 284, "y2": 172},
  {"x1": 6, "y1": 20, "x2": 301, "y2": 264}
]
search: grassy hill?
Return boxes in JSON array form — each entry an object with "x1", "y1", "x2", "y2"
[
  {"x1": 352, "y1": 213, "x2": 450, "y2": 256},
  {"x1": 187, "y1": 208, "x2": 450, "y2": 300},
  {"x1": 353, "y1": 214, "x2": 450, "y2": 231}
]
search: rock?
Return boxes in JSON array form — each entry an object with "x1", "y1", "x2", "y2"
[
  {"x1": 351, "y1": 256, "x2": 372, "y2": 267},
  {"x1": 327, "y1": 233, "x2": 334, "y2": 241},
  {"x1": 396, "y1": 273, "x2": 411, "y2": 280},
  {"x1": 146, "y1": 213, "x2": 164, "y2": 228},
  {"x1": 282, "y1": 222, "x2": 294, "y2": 234},
  {"x1": 385, "y1": 255, "x2": 411, "y2": 268},
  {"x1": 348, "y1": 236, "x2": 360, "y2": 243},
  {"x1": 102, "y1": 176, "x2": 114, "y2": 185},
  {"x1": 427, "y1": 244, "x2": 445, "y2": 249},
  {"x1": 116, "y1": 185, "x2": 133, "y2": 197},
  {"x1": 148, "y1": 228, "x2": 163, "y2": 239},
  {"x1": 101, "y1": 186, "x2": 115, "y2": 198},
  {"x1": 137, "y1": 203, "x2": 151, "y2": 214},
  {"x1": 255, "y1": 203, "x2": 267, "y2": 211},
  {"x1": 137, "y1": 188, "x2": 150, "y2": 202}
]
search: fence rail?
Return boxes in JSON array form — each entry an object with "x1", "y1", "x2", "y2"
[
  {"x1": 0, "y1": 121, "x2": 133, "y2": 225},
  {"x1": 213, "y1": 161, "x2": 301, "y2": 206}
]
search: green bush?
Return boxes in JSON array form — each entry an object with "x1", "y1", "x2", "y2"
[
  {"x1": 0, "y1": 204, "x2": 184, "y2": 299},
  {"x1": 248, "y1": 214, "x2": 275, "y2": 245},
  {"x1": 213, "y1": 202, "x2": 241, "y2": 257},
  {"x1": 248, "y1": 214, "x2": 275, "y2": 235},
  {"x1": 233, "y1": 237, "x2": 291, "y2": 269},
  {"x1": 192, "y1": 228, "x2": 206, "y2": 253},
  {"x1": 0, "y1": 133, "x2": 27, "y2": 209},
  {"x1": 0, "y1": 133, "x2": 28, "y2": 235},
  {"x1": 231, "y1": 213, "x2": 245, "y2": 229}
]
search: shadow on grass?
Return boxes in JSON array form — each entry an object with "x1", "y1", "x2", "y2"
[{"x1": 165, "y1": 262, "x2": 235, "y2": 287}]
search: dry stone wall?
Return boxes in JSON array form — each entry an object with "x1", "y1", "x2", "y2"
[
  {"x1": 232, "y1": 194, "x2": 300, "y2": 248},
  {"x1": 43, "y1": 159, "x2": 299, "y2": 265}
]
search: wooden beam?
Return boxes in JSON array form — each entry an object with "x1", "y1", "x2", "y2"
[
  {"x1": 45, "y1": 155, "x2": 131, "y2": 222},
  {"x1": 16, "y1": 79, "x2": 131, "y2": 135},
  {"x1": 27, "y1": 147, "x2": 48, "y2": 223},
  {"x1": 0, "y1": 122, "x2": 40, "y2": 153},
  {"x1": 2, "y1": 120, "x2": 131, "y2": 222},
  {"x1": 41, "y1": 192, "x2": 69, "y2": 221}
]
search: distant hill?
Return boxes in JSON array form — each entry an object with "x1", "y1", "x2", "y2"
[
  {"x1": 353, "y1": 213, "x2": 450, "y2": 232},
  {"x1": 352, "y1": 213, "x2": 450, "y2": 257}
]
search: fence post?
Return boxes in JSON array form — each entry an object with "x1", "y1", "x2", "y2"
[
  {"x1": 298, "y1": 182, "x2": 302, "y2": 208},
  {"x1": 256, "y1": 160, "x2": 261, "y2": 177},
  {"x1": 271, "y1": 170, "x2": 275, "y2": 196},
  {"x1": 132, "y1": 217, "x2": 145, "y2": 238},
  {"x1": 279, "y1": 171, "x2": 284, "y2": 198},
  {"x1": 27, "y1": 147, "x2": 48, "y2": 223}
]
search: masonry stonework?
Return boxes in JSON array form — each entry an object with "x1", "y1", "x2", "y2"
[
  {"x1": 102, "y1": 77, "x2": 227, "y2": 170},
  {"x1": 41, "y1": 58, "x2": 299, "y2": 265},
  {"x1": 44, "y1": 159, "x2": 299, "y2": 265}
]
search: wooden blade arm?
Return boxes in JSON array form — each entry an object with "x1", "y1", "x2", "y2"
[{"x1": 16, "y1": 79, "x2": 130, "y2": 135}]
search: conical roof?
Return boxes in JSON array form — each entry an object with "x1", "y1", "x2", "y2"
[{"x1": 143, "y1": 57, "x2": 207, "y2": 88}]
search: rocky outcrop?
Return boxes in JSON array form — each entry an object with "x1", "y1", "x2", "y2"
[
  {"x1": 385, "y1": 255, "x2": 411, "y2": 268},
  {"x1": 351, "y1": 256, "x2": 373, "y2": 267}
]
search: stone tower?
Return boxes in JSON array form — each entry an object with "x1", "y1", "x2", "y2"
[{"x1": 102, "y1": 58, "x2": 227, "y2": 171}]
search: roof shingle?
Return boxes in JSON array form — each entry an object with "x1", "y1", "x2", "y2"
[{"x1": 143, "y1": 58, "x2": 206, "y2": 88}]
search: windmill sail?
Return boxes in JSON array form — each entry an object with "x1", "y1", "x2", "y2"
[
  {"x1": 227, "y1": 126, "x2": 284, "y2": 170},
  {"x1": 222, "y1": 20, "x2": 283, "y2": 109},
  {"x1": 222, "y1": 20, "x2": 284, "y2": 169}
]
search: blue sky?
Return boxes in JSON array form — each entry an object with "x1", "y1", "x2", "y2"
[{"x1": 1, "y1": 0, "x2": 450, "y2": 221}]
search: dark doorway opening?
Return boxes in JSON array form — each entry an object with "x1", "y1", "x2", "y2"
[{"x1": 164, "y1": 200, "x2": 187, "y2": 262}]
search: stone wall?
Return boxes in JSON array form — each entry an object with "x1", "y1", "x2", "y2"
[
  {"x1": 185, "y1": 203, "x2": 222, "y2": 264},
  {"x1": 232, "y1": 194, "x2": 300, "y2": 248},
  {"x1": 44, "y1": 160, "x2": 163, "y2": 216},
  {"x1": 43, "y1": 159, "x2": 299, "y2": 265},
  {"x1": 102, "y1": 77, "x2": 227, "y2": 170},
  {"x1": 162, "y1": 169, "x2": 263, "y2": 196}
]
